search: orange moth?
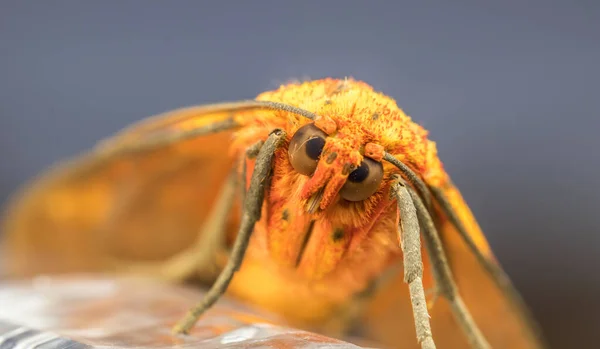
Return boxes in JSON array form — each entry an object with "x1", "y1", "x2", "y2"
[{"x1": 1, "y1": 78, "x2": 547, "y2": 349}]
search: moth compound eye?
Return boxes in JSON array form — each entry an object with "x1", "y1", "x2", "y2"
[
  {"x1": 288, "y1": 123, "x2": 328, "y2": 176},
  {"x1": 339, "y1": 157, "x2": 384, "y2": 201}
]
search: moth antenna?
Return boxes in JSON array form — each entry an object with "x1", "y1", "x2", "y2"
[
  {"x1": 383, "y1": 152, "x2": 432, "y2": 209},
  {"x1": 172, "y1": 129, "x2": 286, "y2": 335},
  {"x1": 408, "y1": 185, "x2": 490, "y2": 349},
  {"x1": 259, "y1": 101, "x2": 317, "y2": 120},
  {"x1": 385, "y1": 155, "x2": 490, "y2": 348},
  {"x1": 98, "y1": 100, "x2": 316, "y2": 157},
  {"x1": 392, "y1": 178, "x2": 436, "y2": 349},
  {"x1": 99, "y1": 117, "x2": 239, "y2": 156}
]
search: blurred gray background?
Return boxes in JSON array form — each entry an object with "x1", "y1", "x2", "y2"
[{"x1": 1, "y1": 1, "x2": 598, "y2": 348}]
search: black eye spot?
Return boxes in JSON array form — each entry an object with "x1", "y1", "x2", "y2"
[
  {"x1": 340, "y1": 157, "x2": 383, "y2": 201},
  {"x1": 332, "y1": 228, "x2": 345, "y2": 242},
  {"x1": 282, "y1": 209, "x2": 289, "y2": 221},
  {"x1": 305, "y1": 137, "x2": 325, "y2": 160},
  {"x1": 288, "y1": 124, "x2": 328, "y2": 176},
  {"x1": 348, "y1": 161, "x2": 369, "y2": 182}
]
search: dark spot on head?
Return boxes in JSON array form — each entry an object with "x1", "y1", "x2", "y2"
[
  {"x1": 331, "y1": 82, "x2": 346, "y2": 96},
  {"x1": 372, "y1": 112, "x2": 380, "y2": 120},
  {"x1": 332, "y1": 228, "x2": 345, "y2": 242},
  {"x1": 355, "y1": 279, "x2": 378, "y2": 298},
  {"x1": 324, "y1": 99, "x2": 332, "y2": 105},
  {"x1": 282, "y1": 209, "x2": 289, "y2": 221},
  {"x1": 326, "y1": 152, "x2": 338, "y2": 164},
  {"x1": 342, "y1": 163, "x2": 356, "y2": 175},
  {"x1": 271, "y1": 129, "x2": 284, "y2": 136}
]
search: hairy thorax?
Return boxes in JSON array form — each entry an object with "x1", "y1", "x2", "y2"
[{"x1": 223, "y1": 78, "x2": 439, "y2": 327}]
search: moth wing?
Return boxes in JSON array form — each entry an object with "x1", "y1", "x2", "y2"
[
  {"x1": 0, "y1": 102, "x2": 265, "y2": 277},
  {"x1": 426, "y1": 181, "x2": 546, "y2": 348},
  {"x1": 359, "y1": 181, "x2": 546, "y2": 349}
]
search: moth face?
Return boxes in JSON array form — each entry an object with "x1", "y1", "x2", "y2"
[{"x1": 287, "y1": 122, "x2": 384, "y2": 213}]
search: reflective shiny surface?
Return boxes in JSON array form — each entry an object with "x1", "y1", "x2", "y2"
[{"x1": 0, "y1": 276, "x2": 368, "y2": 349}]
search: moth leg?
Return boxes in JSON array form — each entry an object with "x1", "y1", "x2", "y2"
[
  {"x1": 172, "y1": 129, "x2": 286, "y2": 335},
  {"x1": 406, "y1": 185, "x2": 491, "y2": 349},
  {"x1": 392, "y1": 178, "x2": 436, "y2": 349}
]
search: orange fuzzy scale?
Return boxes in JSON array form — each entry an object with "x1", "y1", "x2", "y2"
[{"x1": 225, "y1": 78, "x2": 451, "y2": 327}]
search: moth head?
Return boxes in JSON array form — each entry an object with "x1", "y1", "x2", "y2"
[{"x1": 287, "y1": 121, "x2": 384, "y2": 213}]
